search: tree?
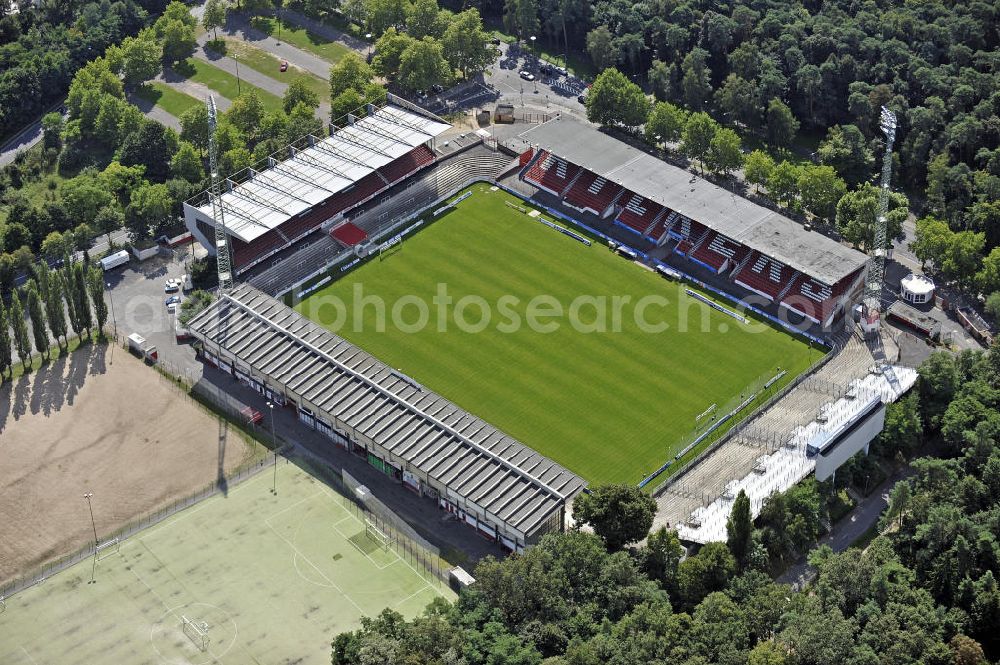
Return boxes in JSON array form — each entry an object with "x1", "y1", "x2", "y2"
[
  {"x1": 24, "y1": 281, "x2": 48, "y2": 359},
  {"x1": 118, "y1": 120, "x2": 176, "y2": 182},
  {"x1": 726, "y1": 490, "x2": 753, "y2": 565},
  {"x1": 330, "y1": 53, "x2": 374, "y2": 101},
  {"x1": 975, "y1": 247, "x2": 1000, "y2": 295},
  {"x1": 441, "y1": 9, "x2": 494, "y2": 80},
  {"x1": 86, "y1": 267, "x2": 109, "y2": 337},
  {"x1": 406, "y1": 0, "x2": 449, "y2": 39},
  {"x1": 398, "y1": 37, "x2": 451, "y2": 92},
  {"x1": 767, "y1": 161, "x2": 800, "y2": 207},
  {"x1": 834, "y1": 182, "x2": 907, "y2": 252},
  {"x1": 170, "y1": 141, "x2": 204, "y2": 182},
  {"x1": 219, "y1": 146, "x2": 252, "y2": 178},
  {"x1": 715, "y1": 74, "x2": 758, "y2": 128},
  {"x1": 180, "y1": 105, "x2": 210, "y2": 153},
  {"x1": 159, "y1": 18, "x2": 197, "y2": 64},
  {"x1": 572, "y1": 483, "x2": 655, "y2": 551},
  {"x1": 365, "y1": 0, "x2": 408, "y2": 35},
  {"x1": 642, "y1": 526, "x2": 682, "y2": 592},
  {"x1": 117, "y1": 33, "x2": 162, "y2": 87},
  {"x1": 645, "y1": 101, "x2": 686, "y2": 146},
  {"x1": 648, "y1": 60, "x2": 672, "y2": 101},
  {"x1": 202, "y1": 0, "x2": 227, "y2": 40},
  {"x1": 681, "y1": 48, "x2": 712, "y2": 110},
  {"x1": 62, "y1": 174, "x2": 115, "y2": 227},
  {"x1": 227, "y1": 90, "x2": 266, "y2": 142},
  {"x1": 71, "y1": 263, "x2": 92, "y2": 339},
  {"x1": 910, "y1": 216, "x2": 953, "y2": 270},
  {"x1": 706, "y1": 127, "x2": 743, "y2": 177},
  {"x1": 681, "y1": 112, "x2": 718, "y2": 173},
  {"x1": 283, "y1": 78, "x2": 320, "y2": 114},
  {"x1": 503, "y1": 0, "x2": 539, "y2": 41},
  {"x1": 285, "y1": 102, "x2": 323, "y2": 142},
  {"x1": 942, "y1": 231, "x2": 985, "y2": 290},
  {"x1": 585, "y1": 68, "x2": 648, "y2": 129},
  {"x1": 765, "y1": 98, "x2": 799, "y2": 149},
  {"x1": 61, "y1": 268, "x2": 80, "y2": 340},
  {"x1": 986, "y1": 292, "x2": 1000, "y2": 322},
  {"x1": 41, "y1": 112, "x2": 63, "y2": 151},
  {"x1": 586, "y1": 26, "x2": 616, "y2": 71},
  {"x1": 797, "y1": 165, "x2": 847, "y2": 222},
  {"x1": 372, "y1": 28, "x2": 413, "y2": 78},
  {"x1": 744, "y1": 150, "x2": 775, "y2": 194},
  {"x1": 125, "y1": 183, "x2": 173, "y2": 241},
  {"x1": 0, "y1": 298, "x2": 11, "y2": 378},
  {"x1": 40, "y1": 231, "x2": 73, "y2": 261},
  {"x1": 10, "y1": 291, "x2": 31, "y2": 370},
  {"x1": 37, "y1": 262, "x2": 67, "y2": 349},
  {"x1": 330, "y1": 88, "x2": 365, "y2": 126},
  {"x1": 817, "y1": 124, "x2": 874, "y2": 188}
]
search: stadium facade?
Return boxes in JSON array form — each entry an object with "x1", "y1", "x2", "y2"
[
  {"x1": 513, "y1": 118, "x2": 869, "y2": 328},
  {"x1": 186, "y1": 284, "x2": 586, "y2": 552}
]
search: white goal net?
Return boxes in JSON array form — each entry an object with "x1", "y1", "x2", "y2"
[
  {"x1": 181, "y1": 615, "x2": 210, "y2": 652},
  {"x1": 95, "y1": 538, "x2": 120, "y2": 561},
  {"x1": 365, "y1": 519, "x2": 391, "y2": 551}
]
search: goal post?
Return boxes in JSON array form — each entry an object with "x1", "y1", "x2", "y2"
[
  {"x1": 365, "y1": 518, "x2": 391, "y2": 551},
  {"x1": 95, "y1": 538, "x2": 120, "y2": 561},
  {"x1": 181, "y1": 615, "x2": 210, "y2": 652}
]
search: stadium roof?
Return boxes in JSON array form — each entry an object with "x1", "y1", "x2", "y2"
[
  {"x1": 187, "y1": 285, "x2": 586, "y2": 540},
  {"x1": 518, "y1": 118, "x2": 867, "y2": 285},
  {"x1": 194, "y1": 105, "x2": 449, "y2": 244}
]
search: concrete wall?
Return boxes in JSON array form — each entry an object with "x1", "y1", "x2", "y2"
[{"x1": 814, "y1": 402, "x2": 886, "y2": 481}]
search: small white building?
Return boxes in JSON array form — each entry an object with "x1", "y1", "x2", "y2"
[{"x1": 900, "y1": 273, "x2": 935, "y2": 304}]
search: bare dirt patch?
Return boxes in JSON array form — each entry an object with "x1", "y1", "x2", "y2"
[{"x1": 0, "y1": 343, "x2": 259, "y2": 587}]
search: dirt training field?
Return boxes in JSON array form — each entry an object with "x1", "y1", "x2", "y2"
[{"x1": 0, "y1": 342, "x2": 261, "y2": 587}]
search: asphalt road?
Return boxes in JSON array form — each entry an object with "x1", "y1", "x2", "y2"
[{"x1": 487, "y1": 42, "x2": 589, "y2": 121}]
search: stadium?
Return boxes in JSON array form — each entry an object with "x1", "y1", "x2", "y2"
[{"x1": 183, "y1": 98, "x2": 913, "y2": 550}]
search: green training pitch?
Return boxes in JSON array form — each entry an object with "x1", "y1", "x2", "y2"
[
  {"x1": 297, "y1": 185, "x2": 816, "y2": 485},
  {"x1": 0, "y1": 459, "x2": 451, "y2": 665}
]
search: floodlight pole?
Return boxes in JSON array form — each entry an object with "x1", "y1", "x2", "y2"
[
  {"x1": 83, "y1": 492, "x2": 98, "y2": 584},
  {"x1": 268, "y1": 402, "x2": 277, "y2": 495}
]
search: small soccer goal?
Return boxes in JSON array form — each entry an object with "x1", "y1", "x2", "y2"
[
  {"x1": 365, "y1": 519, "x2": 391, "y2": 551},
  {"x1": 181, "y1": 615, "x2": 210, "y2": 652},
  {"x1": 95, "y1": 538, "x2": 120, "y2": 561}
]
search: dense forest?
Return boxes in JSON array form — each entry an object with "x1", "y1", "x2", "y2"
[
  {"x1": 0, "y1": 0, "x2": 172, "y2": 140},
  {"x1": 330, "y1": 341, "x2": 1000, "y2": 665}
]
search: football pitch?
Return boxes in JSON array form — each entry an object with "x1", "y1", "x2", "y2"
[
  {"x1": 0, "y1": 459, "x2": 451, "y2": 665},
  {"x1": 297, "y1": 185, "x2": 817, "y2": 485}
]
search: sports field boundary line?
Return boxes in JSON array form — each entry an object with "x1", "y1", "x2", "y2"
[{"x1": 0, "y1": 444, "x2": 283, "y2": 602}]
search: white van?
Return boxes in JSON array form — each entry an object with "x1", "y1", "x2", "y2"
[{"x1": 99, "y1": 249, "x2": 130, "y2": 271}]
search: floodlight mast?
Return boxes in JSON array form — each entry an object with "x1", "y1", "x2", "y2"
[
  {"x1": 207, "y1": 96, "x2": 234, "y2": 292},
  {"x1": 860, "y1": 106, "x2": 897, "y2": 335}
]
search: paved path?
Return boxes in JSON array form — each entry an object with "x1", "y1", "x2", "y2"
[
  {"x1": 127, "y1": 93, "x2": 182, "y2": 131},
  {"x1": 777, "y1": 467, "x2": 911, "y2": 589},
  {"x1": 160, "y1": 68, "x2": 233, "y2": 111},
  {"x1": 202, "y1": 13, "x2": 333, "y2": 80},
  {"x1": 193, "y1": 42, "x2": 331, "y2": 120}
]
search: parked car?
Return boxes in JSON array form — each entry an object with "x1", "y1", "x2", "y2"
[
  {"x1": 165, "y1": 295, "x2": 181, "y2": 307},
  {"x1": 519, "y1": 71, "x2": 535, "y2": 81},
  {"x1": 279, "y1": 60, "x2": 288, "y2": 72},
  {"x1": 539, "y1": 64, "x2": 553, "y2": 75},
  {"x1": 577, "y1": 94, "x2": 586, "y2": 104},
  {"x1": 164, "y1": 279, "x2": 180, "y2": 293}
]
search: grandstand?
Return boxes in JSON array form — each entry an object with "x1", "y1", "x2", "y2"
[
  {"x1": 183, "y1": 101, "x2": 450, "y2": 275},
  {"x1": 186, "y1": 284, "x2": 586, "y2": 551},
  {"x1": 512, "y1": 118, "x2": 869, "y2": 328}
]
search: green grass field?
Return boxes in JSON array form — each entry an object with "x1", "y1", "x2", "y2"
[
  {"x1": 296, "y1": 185, "x2": 816, "y2": 485},
  {"x1": 250, "y1": 16, "x2": 352, "y2": 64},
  {"x1": 135, "y1": 82, "x2": 202, "y2": 117},
  {"x1": 208, "y1": 38, "x2": 330, "y2": 104},
  {"x1": 0, "y1": 460, "x2": 450, "y2": 665},
  {"x1": 175, "y1": 58, "x2": 284, "y2": 113}
]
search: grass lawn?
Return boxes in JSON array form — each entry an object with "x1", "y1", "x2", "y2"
[
  {"x1": 208, "y1": 38, "x2": 329, "y2": 104},
  {"x1": 175, "y1": 58, "x2": 284, "y2": 113},
  {"x1": 0, "y1": 459, "x2": 450, "y2": 665},
  {"x1": 296, "y1": 185, "x2": 815, "y2": 485},
  {"x1": 135, "y1": 82, "x2": 202, "y2": 117},
  {"x1": 250, "y1": 16, "x2": 352, "y2": 64}
]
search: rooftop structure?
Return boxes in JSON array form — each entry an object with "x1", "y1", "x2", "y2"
[
  {"x1": 185, "y1": 104, "x2": 450, "y2": 245},
  {"x1": 516, "y1": 118, "x2": 867, "y2": 286},
  {"x1": 187, "y1": 284, "x2": 587, "y2": 548}
]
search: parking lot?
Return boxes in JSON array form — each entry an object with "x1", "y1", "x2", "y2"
[{"x1": 488, "y1": 41, "x2": 589, "y2": 118}]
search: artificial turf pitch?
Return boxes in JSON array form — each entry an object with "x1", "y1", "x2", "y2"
[
  {"x1": 297, "y1": 185, "x2": 815, "y2": 485},
  {"x1": 0, "y1": 460, "x2": 450, "y2": 665}
]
